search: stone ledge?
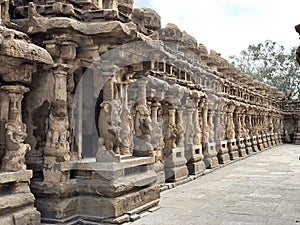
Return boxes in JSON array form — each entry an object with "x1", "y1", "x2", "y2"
[
  {"x1": 45, "y1": 156, "x2": 155, "y2": 172},
  {"x1": 0, "y1": 193, "x2": 35, "y2": 211},
  {"x1": 0, "y1": 170, "x2": 32, "y2": 184}
]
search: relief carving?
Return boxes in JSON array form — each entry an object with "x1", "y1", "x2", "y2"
[
  {"x1": 1, "y1": 122, "x2": 30, "y2": 171},
  {"x1": 98, "y1": 100, "x2": 122, "y2": 155},
  {"x1": 46, "y1": 100, "x2": 69, "y2": 149},
  {"x1": 133, "y1": 104, "x2": 153, "y2": 151}
]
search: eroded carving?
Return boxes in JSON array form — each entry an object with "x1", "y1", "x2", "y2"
[
  {"x1": 98, "y1": 100, "x2": 122, "y2": 154},
  {"x1": 1, "y1": 122, "x2": 30, "y2": 171}
]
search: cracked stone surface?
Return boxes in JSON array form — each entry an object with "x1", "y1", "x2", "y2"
[{"x1": 127, "y1": 144, "x2": 300, "y2": 225}]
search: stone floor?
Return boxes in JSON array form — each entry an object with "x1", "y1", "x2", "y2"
[{"x1": 127, "y1": 144, "x2": 300, "y2": 225}]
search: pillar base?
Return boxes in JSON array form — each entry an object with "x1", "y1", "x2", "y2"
[
  {"x1": 0, "y1": 170, "x2": 41, "y2": 225},
  {"x1": 34, "y1": 156, "x2": 159, "y2": 224},
  {"x1": 216, "y1": 140, "x2": 230, "y2": 164},
  {"x1": 164, "y1": 147, "x2": 189, "y2": 182},
  {"x1": 245, "y1": 137, "x2": 254, "y2": 155},
  {"x1": 251, "y1": 136, "x2": 259, "y2": 152},
  {"x1": 257, "y1": 135, "x2": 264, "y2": 151},
  {"x1": 203, "y1": 142, "x2": 219, "y2": 169},
  {"x1": 294, "y1": 133, "x2": 300, "y2": 145},
  {"x1": 185, "y1": 144, "x2": 205, "y2": 175},
  {"x1": 274, "y1": 133, "x2": 280, "y2": 145},
  {"x1": 262, "y1": 134, "x2": 269, "y2": 149},
  {"x1": 267, "y1": 134, "x2": 272, "y2": 147},
  {"x1": 237, "y1": 138, "x2": 247, "y2": 157},
  {"x1": 227, "y1": 139, "x2": 239, "y2": 160},
  {"x1": 152, "y1": 160, "x2": 165, "y2": 185},
  {"x1": 270, "y1": 133, "x2": 276, "y2": 146}
]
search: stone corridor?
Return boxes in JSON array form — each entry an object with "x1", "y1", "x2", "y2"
[
  {"x1": 1, "y1": 0, "x2": 300, "y2": 223},
  {"x1": 128, "y1": 144, "x2": 300, "y2": 225}
]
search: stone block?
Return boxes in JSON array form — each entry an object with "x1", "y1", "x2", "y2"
[
  {"x1": 203, "y1": 142, "x2": 219, "y2": 169},
  {"x1": 0, "y1": 171, "x2": 40, "y2": 225},
  {"x1": 237, "y1": 138, "x2": 247, "y2": 157},
  {"x1": 227, "y1": 139, "x2": 239, "y2": 160},
  {"x1": 164, "y1": 147, "x2": 189, "y2": 182},
  {"x1": 0, "y1": 170, "x2": 32, "y2": 184},
  {"x1": 262, "y1": 134, "x2": 269, "y2": 149},
  {"x1": 216, "y1": 140, "x2": 230, "y2": 164},
  {"x1": 245, "y1": 137, "x2": 254, "y2": 155},
  {"x1": 38, "y1": 185, "x2": 159, "y2": 223},
  {"x1": 257, "y1": 135, "x2": 264, "y2": 151},
  {"x1": 294, "y1": 133, "x2": 300, "y2": 145},
  {"x1": 13, "y1": 207, "x2": 41, "y2": 225},
  {"x1": 251, "y1": 136, "x2": 259, "y2": 152},
  {"x1": 185, "y1": 144, "x2": 205, "y2": 175}
]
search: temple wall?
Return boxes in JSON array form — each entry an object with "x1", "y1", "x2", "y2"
[{"x1": 0, "y1": 0, "x2": 298, "y2": 224}]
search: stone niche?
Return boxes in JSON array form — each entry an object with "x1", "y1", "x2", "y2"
[{"x1": 29, "y1": 65, "x2": 161, "y2": 224}]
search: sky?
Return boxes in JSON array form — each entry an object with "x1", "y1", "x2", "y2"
[{"x1": 133, "y1": 0, "x2": 300, "y2": 59}]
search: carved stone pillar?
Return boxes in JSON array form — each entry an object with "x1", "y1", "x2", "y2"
[
  {"x1": 268, "y1": 113, "x2": 275, "y2": 146},
  {"x1": 184, "y1": 97, "x2": 205, "y2": 175},
  {"x1": 137, "y1": 79, "x2": 148, "y2": 106},
  {"x1": 202, "y1": 102, "x2": 209, "y2": 143},
  {"x1": 208, "y1": 105, "x2": 215, "y2": 143},
  {"x1": 244, "y1": 114, "x2": 253, "y2": 155},
  {"x1": 164, "y1": 104, "x2": 188, "y2": 182},
  {"x1": 119, "y1": 77, "x2": 134, "y2": 155},
  {"x1": 215, "y1": 103, "x2": 229, "y2": 164},
  {"x1": 176, "y1": 106, "x2": 185, "y2": 148},
  {"x1": 42, "y1": 38, "x2": 77, "y2": 168},
  {"x1": 248, "y1": 110, "x2": 258, "y2": 152},
  {"x1": 185, "y1": 102, "x2": 194, "y2": 146},
  {"x1": 1, "y1": 85, "x2": 30, "y2": 172},
  {"x1": 262, "y1": 112, "x2": 269, "y2": 149},
  {"x1": 43, "y1": 64, "x2": 71, "y2": 167},
  {"x1": 257, "y1": 111, "x2": 265, "y2": 151},
  {"x1": 235, "y1": 106, "x2": 246, "y2": 157},
  {"x1": 202, "y1": 102, "x2": 218, "y2": 169},
  {"x1": 53, "y1": 64, "x2": 69, "y2": 101},
  {"x1": 133, "y1": 79, "x2": 153, "y2": 157},
  {"x1": 273, "y1": 116, "x2": 279, "y2": 145},
  {"x1": 150, "y1": 101, "x2": 165, "y2": 184},
  {"x1": 226, "y1": 102, "x2": 239, "y2": 160}
]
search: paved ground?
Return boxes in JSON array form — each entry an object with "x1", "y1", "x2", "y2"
[{"x1": 128, "y1": 144, "x2": 300, "y2": 225}]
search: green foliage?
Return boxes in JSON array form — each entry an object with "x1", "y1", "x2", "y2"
[{"x1": 229, "y1": 40, "x2": 300, "y2": 98}]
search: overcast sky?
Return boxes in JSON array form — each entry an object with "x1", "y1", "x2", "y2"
[{"x1": 134, "y1": 0, "x2": 300, "y2": 59}]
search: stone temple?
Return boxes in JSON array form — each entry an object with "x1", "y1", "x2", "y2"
[{"x1": 0, "y1": 0, "x2": 299, "y2": 224}]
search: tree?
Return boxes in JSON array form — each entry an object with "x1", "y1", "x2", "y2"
[{"x1": 229, "y1": 40, "x2": 300, "y2": 98}]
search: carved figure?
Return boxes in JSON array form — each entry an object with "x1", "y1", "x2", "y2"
[
  {"x1": 45, "y1": 100, "x2": 69, "y2": 149},
  {"x1": 284, "y1": 129, "x2": 291, "y2": 143},
  {"x1": 202, "y1": 124, "x2": 210, "y2": 142},
  {"x1": 151, "y1": 118, "x2": 164, "y2": 150},
  {"x1": 164, "y1": 124, "x2": 177, "y2": 149},
  {"x1": 226, "y1": 113, "x2": 235, "y2": 139},
  {"x1": 208, "y1": 114, "x2": 215, "y2": 142},
  {"x1": 176, "y1": 123, "x2": 184, "y2": 146},
  {"x1": 1, "y1": 122, "x2": 30, "y2": 172},
  {"x1": 185, "y1": 123, "x2": 194, "y2": 145},
  {"x1": 133, "y1": 104, "x2": 153, "y2": 152},
  {"x1": 119, "y1": 107, "x2": 132, "y2": 154},
  {"x1": 134, "y1": 105, "x2": 152, "y2": 138},
  {"x1": 98, "y1": 100, "x2": 122, "y2": 154}
]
